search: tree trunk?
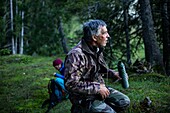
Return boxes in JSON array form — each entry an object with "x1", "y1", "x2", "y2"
[
  {"x1": 123, "y1": 0, "x2": 131, "y2": 66},
  {"x1": 139, "y1": 0, "x2": 165, "y2": 74},
  {"x1": 15, "y1": 0, "x2": 18, "y2": 54},
  {"x1": 10, "y1": 0, "x2": 16, "y2": 54},
  {"x1": 14, "y1": 35, "x2": 17, "y2": 53},
  {"x1": 58, "y1": 16, "x2": 68, "y2": 54},
  {"x1": 168, "y1": 0, "x2": 170, "y2": 76},
  {"x1": 162, "y1": 0, "x2": 170, "y2": 76},
  {"x1": 20, "y1": 11, "x2": 24, "y2": 55}
]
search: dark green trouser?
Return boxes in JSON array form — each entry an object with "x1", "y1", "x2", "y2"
[{"x1": 72, "y1": 87, "x2": 130, "y2": 113}]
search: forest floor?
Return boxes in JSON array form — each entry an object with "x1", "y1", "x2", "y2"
[{"x1": 0, "y1": 55, "x2": 170, "y2": 113}]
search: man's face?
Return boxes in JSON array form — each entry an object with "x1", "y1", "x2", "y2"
[{"x1": 95, "y1": 26, "x2": 110, "y2": 47}]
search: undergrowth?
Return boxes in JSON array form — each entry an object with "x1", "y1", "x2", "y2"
[{"x1": 0, "y1": 55, "x2": 170, "y2": 113}]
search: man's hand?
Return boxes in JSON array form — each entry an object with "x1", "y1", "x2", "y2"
[
  {"x1": 114, "y1": 72, "x2": 122, "y2": 80},
  {"x1": 99, "y1": 84, "x2": 110, "y2": 99}
]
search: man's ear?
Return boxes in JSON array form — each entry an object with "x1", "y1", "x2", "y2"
[{"x1": 92, "y1": 35, "x2": 97, "y2": 41}]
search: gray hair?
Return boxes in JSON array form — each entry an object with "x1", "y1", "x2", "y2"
[{"x1": 83, "y1": 19, "x2": 107, "y2": 42}]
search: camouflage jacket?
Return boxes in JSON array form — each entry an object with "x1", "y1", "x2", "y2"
[{"x1": 64, "y1": 39, "x2": 114, "y2": 96}]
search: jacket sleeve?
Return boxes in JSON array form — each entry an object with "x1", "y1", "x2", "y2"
[
  {"x1": 54, "y1": 73, "x2": 65, "y2": 79},
  {"x1": 64, "y1": 52, "x2": 100, "y2": 95}
]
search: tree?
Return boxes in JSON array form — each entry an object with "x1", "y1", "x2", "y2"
[
  {"x1": 3, "y1": 0, "x2": 26, "y2": 55},
  {"x1": 58, "y1": 16, "x2": 69, "y2": 54},
  {"x1": 139, "y1": 0, "x2": 165, "y2": 74},
  {"x1": 168, "y1": 0, "x2": 170, "y2": 76},
  {"x1": 161, "y1": 0, "x2": 170, "y2": 76},
  {"x1": 123, "y1": 0, "x2": 132, "y2": 66},
  {"x1": 10, "y1": 0, "x2": 16, "y2": 54},
  {"x1": 19, "y1": 10, "x2": 24, "y2": 54}
]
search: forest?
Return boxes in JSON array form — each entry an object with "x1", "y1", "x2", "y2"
[
  {"x1": 0, "y1": 0, "x2": 170, "y2": 113},
  {"x1": 0, "y1": 0, "x2": 170, "y2": 75}
]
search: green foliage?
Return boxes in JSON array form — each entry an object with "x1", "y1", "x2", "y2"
[
  {"x1": 106, "y1": 73, "x2": 170, "y2": 113},
  {"x1": 0, "y1": 11, "x2": 8, "y2": 48},
  {"x1": 0, "y1": 54, "x2": 33, "y2": 65},
  {"x1": 1, "y1": 0, "x2": 145, "y2": 61},
  {"x1": 0, "y1": 48, "x2": 11, "y2": 56},
  {"x1": 1, "y1": 0, "x2": 167, "y2": 68},
  {"x1": 0, "y1": 55, "x2": 170, "y2": 113},
  {"x1": 0, "y1": 55, "x2": 70, "y2": 112}
]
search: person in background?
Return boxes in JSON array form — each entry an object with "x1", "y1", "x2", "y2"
[
  {"x1": 64, "y1": 19, "x2": 130, "y2": 113},
  {"x1": 53, "y1": 58, "x2": 65, "y2": 79},
  {"x1": 52, "y1": 58, "x2": 68, "y2": 101}
]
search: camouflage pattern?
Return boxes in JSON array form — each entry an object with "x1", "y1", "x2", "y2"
[
  {"x1": 64, "y1": 39, "x2": 130, "y2": 112},
  {"x1": 71, "y1": 87, "x2": 130, "y2": 113},
  {"x1": 64, "y1": 39, "x2": 108, "y2": 95}
]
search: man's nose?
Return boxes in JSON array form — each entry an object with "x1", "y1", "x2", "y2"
[
  {"x1": 107, "y1": 35, "x2": 111, "y2": 39},
  {"x1": 107, "y1": 33, "x2": 110, "y2": 38}
]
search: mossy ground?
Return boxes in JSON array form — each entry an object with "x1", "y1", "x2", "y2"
[{"x1": 0, "y1": 55, "x2": 169, "y2": 113}]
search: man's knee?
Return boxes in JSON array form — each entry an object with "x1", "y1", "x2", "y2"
[
  {"x1": 106, "y1": 93, "x2": 130, "y2": 112},
  {"x1": 112, "y1": 90, "x2": 130, "y2": 108},
  {"x1": 90, "y1": 100, "x2": 116, "y2": 113},
  {"x1": 118, "y1": 97, "x2": 130, "y2": 108},
  {"x1": 113, "y1": 97, "x2": 130, "y2": 112}
]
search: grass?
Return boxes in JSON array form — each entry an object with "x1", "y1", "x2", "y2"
[{"x1": 0, "y1": 55, "x2": 170, "y2": 113}]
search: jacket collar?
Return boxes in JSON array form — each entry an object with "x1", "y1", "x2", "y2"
[
  {"x1": 81, "y1": 39, "x2": 94, "y2": 55},
  {"x1": 81, "y1": 39, "x2": 107, "y2": 68},
  {"x1": 81, "y1": 39, "x2": 103, "y2": 56},
  {"x1": 59, "y1": 63, "x2": 64, "y2": 72}
]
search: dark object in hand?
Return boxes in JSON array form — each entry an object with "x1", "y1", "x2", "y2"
[{"x1": 118, "y1": 61, "x2": 129, "y2": 89}]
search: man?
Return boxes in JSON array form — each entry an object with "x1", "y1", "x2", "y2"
[{"x1": 64, "y1": 19, "x2": 130, "y2": 113}]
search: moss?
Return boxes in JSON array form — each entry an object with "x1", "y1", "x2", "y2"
[{"x1": 0, "y1": 55, "x2": 170, "y2": 113}]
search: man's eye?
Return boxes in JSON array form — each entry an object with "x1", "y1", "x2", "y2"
[{"x1": 102, "y1": 32, "x2": 107, "y2": 34}]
